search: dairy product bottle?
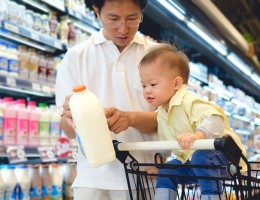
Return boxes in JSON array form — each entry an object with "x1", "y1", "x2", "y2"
[
  {"x1": 1, "y1": 165, "x2": 19, "y2": 200},
  {"x1": 69, "y1": 85, "x2": 116, "y2": 167},
  {"x1": 63, "y1": 163, "x2": 76, "y2": 200},
  {"x1": 18, "y1": 45, "x2": 29, "y2": 79},
  {"x1": 0, "y1": 41, "x2": 8, "y2": 75},
  {"x1": 0, "y1": 165, "x2": 5, "y2": 200},
  {"x1": 15, "y1": 165, "x2": 30, "y2": 200},
  {"x1": 27, "y1": 101, "x2": 39, "y2": 146},
  {"x1": 16, "y1": 99, "x2": 29, "y2": 146},
  {"x1": 41, "y1": 164, "x2": 53, "y2": 199},
  {"x1": 0, "y1": 100, "x2": 3, "y2": 145},
  {"x1": 28, "y1": 48, "x2": 38, "y2": 81},
  {"x1": 49, "y1": 105, "x2": 61, "y2": 146},
  {"x1": 7, "y1": 44, "x2": 19, "y2": 77},
  {"x1": 51, "y1": 164, "x2": 63, "y2": 200},
  {"x1": 29, "y1": 165, "x2": 42, "y2": 199},
  {"x1": 38, "y1": 103, "x2": 50, "y2": 146},
  {"x1": 3, "y1": 97, "x2": 17, "y2": 146}
]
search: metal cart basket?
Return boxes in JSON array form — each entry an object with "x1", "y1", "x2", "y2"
[{"x1": 113, "y1": 135, "x2": 260, "y2": 200}]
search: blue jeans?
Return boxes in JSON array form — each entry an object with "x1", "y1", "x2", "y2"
[{"x1": 156, "y1": 150, "x2": 229, "y2": 195}]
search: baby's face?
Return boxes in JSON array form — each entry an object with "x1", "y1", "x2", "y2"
[{"x1": 139, "y1": 61, "x2": 180, "y2": 109}]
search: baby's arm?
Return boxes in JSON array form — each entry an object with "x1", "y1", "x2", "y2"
[{"x1": 177, "y1": 115, "x2": 224, "y2": 150}]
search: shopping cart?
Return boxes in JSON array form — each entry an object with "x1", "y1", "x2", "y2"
[{"x1": 113, "y1": 135, "x2": 260, "y2": 200}]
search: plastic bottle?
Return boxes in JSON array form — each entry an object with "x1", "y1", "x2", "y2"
[
  {"x1": 51, "y1": 164, "x2": 63, "y2": 200},
  {"x1": 41, "y1": 164, "x2": 53, "y2": 199},
  {"x1": 37, "y1": 53, "x2": 47, "y2": 82},
  {"x1": 38, "y1": 103, "x2": 50, "y2": 146},
  {"x1": 0, "y1": 41, "x2": 8, "y2": 75},
  {"x1": 27, "y1": 101, "x2": 40, "y2": 147},
  {"x1": 28, "y1": 48, "x2": 39, "y2": 82},
  {"x1": 1, "y1": 165, "x2": 19, "y2": 200},
  {"x1": 7, "y1": 44, "x2": 19, "y2": 77},
  {"x1": 49, "y1": 105, "x2": 61, "y2": 146},
  {"x1": 0, "y1": 165, "x2": 5, "y2": 200},
  {"x1": 16, "y1": 99, "x2": 29, "y2": 146},
  {"x1": 58, "y1": 16, "x2": 69, "y2": 45},
  {"x1": 3, "y1": 97, "x2": 17, "y2": 146},
  {"x1": 15, "y1": 165, "x2": 30, "y2": 200},
  {"x1": 0, "y1": 100, "x2": 3, "y2": 146},
  {"x1": 63, "y1": 163, "x2": 76, "y2": 200},
  {"x1": 49, "y1": 12, "x2": 58, "y2": 39},
  {"x1": 18, "y1": 45, "x2": 29, "y2": 79},
  {"x1": 69, "y1": 85, "x2": 116, "y2": 167},
  {"x1": 29, "y1": 165, "x2": 42, "y2": 199},
  {"x1": 46, "y1": 56, "x2": 56, "y2": 84}
]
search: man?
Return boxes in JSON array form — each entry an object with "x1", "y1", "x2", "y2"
[{"x1": 55, "y1": 0, "x2": 158, "y2": 199}]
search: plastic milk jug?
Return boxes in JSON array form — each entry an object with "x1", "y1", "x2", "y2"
[
  {"x1": 16, "y1": 99, "x2": 29, "y2": 146},
  {"x1": 27, "y1": 101, "x2": 40, "y2": 146},
  {"x1": 0, "y1": 166, "x2": 5, "y2": 200},
  {"x1": 69, "y1": 85, "x2": 116, "y2": 167},
  {"x1": 2, "y1": 165, "x2": 19, "y2": 200},
  {"x1": 3, "y1": 97, "x2": 16, "y2": 146},
  {"x1": 29, "y1": 165, "x2": 42, "y2": 199},
  {"x1": 0, "y1": 100, "x2": 3, "y2": 145},
  {"x1": 49, "y1": 105, "x2": 61, "y2": 146},
  {"x1": 41, "y1": 164, "x2": 53, "y2": 199},
  {"x1": 15, "y1": 165, "x2": 30, "y2": 200},
  {"x1": 51, "y1": 164, "x2": 63, "y2": 200},
  {"x1": 38, "y1": 103, "x2": 50, "y2": 146}
]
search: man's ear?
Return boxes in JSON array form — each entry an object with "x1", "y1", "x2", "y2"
[
  {"x1": 92, "y1": 5, "x2": 100, "y2": 19},
  {"x1": 174, "y1": 76, "x2": 183, "y2": 89}
]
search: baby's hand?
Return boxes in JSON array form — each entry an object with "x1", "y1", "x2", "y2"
[
  {"x1": 177, "y1": 131, "x2": 206, "y2": 150},
  {"x1": 177, "y1": 133, "x2": 197, "y2": 150},
  {"x1": 147, "y1": 167, "x2": 158, "y2": 179}
]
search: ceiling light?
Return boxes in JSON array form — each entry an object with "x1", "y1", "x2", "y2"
[
  {"x1": 227, "y1": 53, "x2": 252, "y2": 76},
  {"x1": 157, "y1": 0, "x2": 185, "y2": 21},
  {"x1": 187, "y1": 21, "x2": 227, "y2": 56}
]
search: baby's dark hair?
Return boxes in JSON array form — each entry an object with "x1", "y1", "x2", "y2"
[
  {"x1": 90, "y1": 0, "x2": 148, "y2": 11},
  {"x1": 139, "y1": 43, "x2": 190, "y2": 84}
]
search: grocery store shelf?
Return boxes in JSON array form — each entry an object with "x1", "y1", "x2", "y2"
[
  {"x1": 0, "y1": 75, "x2": 55, "y2": 98},
  {"x1": 67, "y1": 9, "x2": 101, "y2": 30},
  {"x1": 1, "y1": 20, "x2": 65, "y2": 51}
]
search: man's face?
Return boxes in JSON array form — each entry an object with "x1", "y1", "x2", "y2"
[{"x1": 95, "y1": 0, "x2": 142, "y2": 52}]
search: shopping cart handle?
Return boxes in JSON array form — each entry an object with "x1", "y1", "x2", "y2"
[{"x1": 114, "y1": 135, "x2": 242, "y2": 165}]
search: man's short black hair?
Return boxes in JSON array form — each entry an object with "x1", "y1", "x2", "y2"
[{"x1": 90, "y1": 0, "x2": 148, "y2": 11}]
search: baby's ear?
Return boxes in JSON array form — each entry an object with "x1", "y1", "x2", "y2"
[{"x1": 174, "y1": 76, "x2": 183, "y2": 89}]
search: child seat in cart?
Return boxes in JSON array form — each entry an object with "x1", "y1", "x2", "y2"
[{"x1": 113, "y1": 135, "x2": 260, "y2": 200}]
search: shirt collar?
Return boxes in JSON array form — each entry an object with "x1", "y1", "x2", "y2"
[
  {"x1": 169, "y1": 84, "x2": 188, "y2": 107},
  {"x1": 92, "y1": 29, "x2": 147, "y2": 45}
]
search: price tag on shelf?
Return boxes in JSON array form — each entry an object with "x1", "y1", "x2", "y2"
[
  {"x1": 42, "y1": 85, "x2": 50, "y2": 93},
  {"x1": 6, "y1": 77, "x2": 16, "y2": 87},
  {"x1": 6, "y1": 146, "x2": 27, "y2": 164},
  {"x1": 32, "y1": 83, "x2": 41, "y2": 91},
  {"x1": 38, "y1": 146, "x2": 57, "y2": 163},
  {"x1": 4, "y1": 22, "x2": 19, "y2": 33},
  {"x1": 67, "y1": 146, "x2": 78, "y2": 163},
  {"x1": 54, "y1": 41, "x2": 62, "y2": 49},
  {"x1": 31, "y1": 32, "x2": 40, "y2": 41},
  {"x1": 75, "y1": 12, "x2": 82, "y2": 20}
]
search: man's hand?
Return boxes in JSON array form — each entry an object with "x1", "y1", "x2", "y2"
[{"x1": 60, "y1": 95, "x2": 76, "y2": 138}]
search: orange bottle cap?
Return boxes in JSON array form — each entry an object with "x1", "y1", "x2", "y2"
[{"x1": 73, "y1": 85, "x2": 86, "y2": 93}]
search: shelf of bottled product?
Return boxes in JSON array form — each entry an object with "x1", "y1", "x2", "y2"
[
  {"x1": 0, "y1": 144, "x2": 77, "y2": 165},
  {"x1": 18, "y1": 0, "x2": 101, "y2": 31},
  {"x1": 0, "y1": 19, "x2": 65, "y2": 51},
  {"x1": 0, "y1": 74, "x2": 55, "y2": 97}
]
